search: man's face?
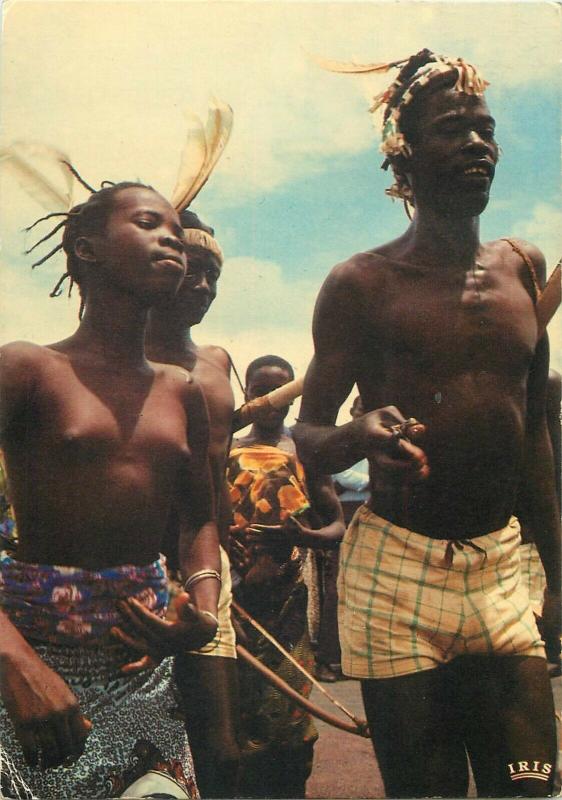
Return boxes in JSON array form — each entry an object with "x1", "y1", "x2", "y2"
[
  {"x1": 87, "y1": 187, "x2": 187, "y2": 302},
  {"x1": 405, "y1": 89, "x2": 499, "y2": 217},
  {"x1": 174, "y1": 248, "x2": 221, "y2": 325}
]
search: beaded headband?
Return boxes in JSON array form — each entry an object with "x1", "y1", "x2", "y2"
[
  {"x1": 183, "y1": 228, "x2": 223, "y2": 266},
  {"x1": 314, "y1": 50, "x2": 489, "y2": 202}
]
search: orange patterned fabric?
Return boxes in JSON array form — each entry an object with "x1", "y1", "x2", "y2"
[{"x1": 227, "y1": 444, "x2": 310, "y2": 532}]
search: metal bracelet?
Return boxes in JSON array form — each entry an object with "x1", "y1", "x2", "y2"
[{"x1": 183, "y1": 569, "x2": 222, "y2": 592}]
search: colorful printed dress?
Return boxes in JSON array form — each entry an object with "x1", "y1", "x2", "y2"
[
  {"x1": 0, "y1": 449, "x2": 17, "y2": 556},
  {"x1": 0, "y1": 447, "x2": 197, "y2": 799},
  {"x1": 226, "y1": 443, "x2": 318, "y2": 797},
  {"x1": 0, "y1": 556, "x2": 199, "y2": 799}
]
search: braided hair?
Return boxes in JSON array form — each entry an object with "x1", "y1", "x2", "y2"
[{"x1": 25, "y1": 171, "x2": 154, "y2": 318}]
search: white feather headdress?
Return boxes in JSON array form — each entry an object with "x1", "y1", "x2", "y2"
[
  {"x1": 170, "y1": 97, "x2": 233, "y2": 213},
  {"x1": 0, "y1": 141, "x2": 74, "y2": 211}
]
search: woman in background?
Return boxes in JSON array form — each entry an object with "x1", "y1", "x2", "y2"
[{"x1": 227, "y1": 354, "x2": 344, "y2": 799}]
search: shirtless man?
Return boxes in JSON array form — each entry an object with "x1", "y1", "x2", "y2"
[
  {"x1": 294, "y1": 50, "x2": 560, "y2": 798},
  {"x1": 0, "y1": 183, "x2": 220, "y2": 798},
  {"x1": 145, "y1": 211, "x2": 240, "y2": 799}
]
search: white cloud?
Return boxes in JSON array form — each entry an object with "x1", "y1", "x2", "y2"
[
  {"x1": 0, "y1": 261, "x2": 80, "y2": 344},
  {"x1": 193, "y1": 254, "x2": 319, "y2": 417},
  {"x1": 0, "y1": 1, "x2": 558, "y2": 209},
  {"x1": 1, "y1": 1, "x2": 559, "y2": 385}
]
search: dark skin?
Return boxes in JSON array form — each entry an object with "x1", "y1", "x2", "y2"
[
  {"x1": 146, "y1": 247, "x2": 233, "y2": 551},
  {"x1": 0, "y1": 188, "x2": 220, "y2": 770},
  {"x1": 231, "y1": 363, "x2": 343, "y2": 799},
  {"x1": 144, "y1": 245, "x2": 241, "y2": 798},
  {"x1": 295, "y1": 88, "x2": 559, "y2": 797},
  {"x1": 232, "y1": 364, "x2": 344, "y2": 557}
]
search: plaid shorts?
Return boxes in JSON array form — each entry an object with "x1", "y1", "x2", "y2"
[
  {"x1": 338, "y1": 506, "x2": 545, "y2": 679},
  {"x1": 519, "y1": 542, "x2": 546, "y2": 617}
]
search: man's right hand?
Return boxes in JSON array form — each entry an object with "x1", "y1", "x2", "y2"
[
  {"x1": 0, "y1": 647, "x2": 92, "y2": 769},
  {"x1": 357, "y1": 406, "x2": 429, "y2": 485}
]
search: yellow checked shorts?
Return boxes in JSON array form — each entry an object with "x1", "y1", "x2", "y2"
[
  {"x1": 188, "y1": 545, "x2": 237, "y2": 659},
  {"x1": 519, "y1": 541, "x2": 547, "y2": 617},
  {"x1": 338, "y1": 507, "x2": 545, "y2": 679}
]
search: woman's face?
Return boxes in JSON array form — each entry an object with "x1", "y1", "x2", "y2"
[
  {"x1": 85, "y1": 187, "x2": 187, "y2": 303},
  {"x1": 247, "y1": 365, "x2": 292, "y2": 429}
]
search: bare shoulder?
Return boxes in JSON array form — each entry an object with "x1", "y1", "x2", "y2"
[
  {"x1": 317, "y1": 251, "x2": 389, "y2": 316},
  {"x1": 0, "y1": 340, "x2": 52, "y2": 382},
  {"x1": 494, "y1": 237, "x2": 547, "y2": 284},
  {"x1": 314, "y1": 251, "x2": 391, "y2": 344},
  {"x1": 324, "y1": 250, "x2": 388, "y2": 289},
  {"x1": 0, "y1": 342, "x2": 56, "y2": 434},
  {"x1": 197, "y1": 344, "x2": 231, "y2": 377}
]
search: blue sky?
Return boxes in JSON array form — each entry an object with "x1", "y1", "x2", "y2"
[{"x1": 1, "y1": 1, "x2": 560, "y2": 414}]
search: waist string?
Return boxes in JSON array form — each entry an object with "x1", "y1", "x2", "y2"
[{"x1": 444, "y1": 539, "x2": 488, "y2": 568}]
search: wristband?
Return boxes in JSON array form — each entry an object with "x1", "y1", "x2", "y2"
[{"x1": 183, "y1": 569, "x2": 222, "y2": 592}]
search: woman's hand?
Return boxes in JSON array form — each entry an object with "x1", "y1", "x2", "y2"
[
  {"x1": 282, "y1": 515, "x2": 344, "y2": 550},
  {"x1": 0, "y1": 647, "x2": 92, "y2": 769},
  {"x1": 111, "y1": 594, "x2": 218, "y2": 671}
]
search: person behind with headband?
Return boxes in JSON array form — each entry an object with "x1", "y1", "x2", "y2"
[
  {"x1": 227, "y1": 354, "x2": 344, "y2": 799},
  {"x1": 0, "y1": 178, "x2": 221, "y2": 799},
  {"x1": 295, "y1": 49, "x2": 559, "y2": 797},
  {"x1": 145, "y1": 210, "x2": 241, "y2": 799}
]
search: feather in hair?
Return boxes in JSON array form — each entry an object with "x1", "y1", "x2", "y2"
[
  {"x1": 0, "y1": 141, "x2": 74, "y2": 211},
  {"x1": 170, "y1": 97, "x2": 233, "y2": 212},
  {"x1": 306, "y1": 51, "x2": 408, "y2": 75},
  {"x1": 169, "y1": 110, "x2": 208, "y2": 212}
]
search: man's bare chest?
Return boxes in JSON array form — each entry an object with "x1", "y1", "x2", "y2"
[{"x1": 362, "y1": 266, "x2": 537, "y2": 373}]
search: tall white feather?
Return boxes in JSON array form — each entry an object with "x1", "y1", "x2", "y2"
[
  {"x1": 170, "y1": 98, "x2": 233, "y2": 212},
  {"x1": 169, "y1": 111, "x2": 208, "y2": 212},
  {"x1": 306, "y1": 51, "x2": 407, "y2": 75},
  {"x1": 0, "y1": 141, "x2": 74, "y2": 211}
]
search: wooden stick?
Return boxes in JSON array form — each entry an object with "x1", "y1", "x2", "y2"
[
  {"x1": 231, "y1": 377, "x2": 304, "y2": 432},
  {"x1": 236, "y1": 644, "x2": 370, "y2": 738},
  {"x1": 537, "y1": 261, "x2": 561, "y2": 339},
  {"x1": 232, "y1": 599, "x2": 364, "y2": 727}
]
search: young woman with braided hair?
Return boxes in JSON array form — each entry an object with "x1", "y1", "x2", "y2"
[
  {"x1": 296, "y1": 50, "x2": 559, "y2": 797},
  {"x1": 0, "y1": 180, "x2": 221, "y2": 799}
]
